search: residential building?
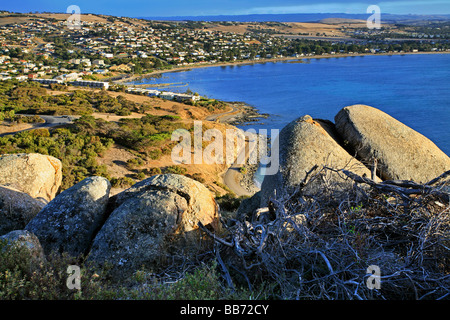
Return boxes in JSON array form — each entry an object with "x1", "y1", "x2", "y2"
[{"x1": 69, "y1": 80, "x2": 109, "y2": 89}]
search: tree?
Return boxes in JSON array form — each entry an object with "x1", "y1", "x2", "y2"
[{"x1": 314, "y1": 45, "x2": 324, "y2": 55}]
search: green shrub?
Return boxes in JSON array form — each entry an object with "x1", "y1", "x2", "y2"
[
  {"x1": 134, "y1": 171, "x2": 146, "y2": 180},
  {"x1": 216, "y1": 193, "x2": 247, "y2": 212},
  {"x1": 0, "y1": 122, "x2": 114, "y2": 190},
  {"x1": 0, "y1": 240, "x2": 259, "y2": 300},
  {"x1": 126, "y1": 157, "x2": 145, "y2": 169},
  {"x1": 186, "y1": 172, "x2": 206, "y2": 183},
  {"x1": 163, "y1": 165, "x2": 187, "y2": 175},
  {"x1": 0, "y1": 240, "x2": 119, "y2": 300},
  {"x1": 145, "y1": 167, "x2": 162, "y2": 176},
  {"x1": 29, "y1": 128, "x2": 50, "y2": 137},
  {"x1": 110, "y1": 176, "x2": 135, "y2": 188},
  {"x1": 154, "y1": 262, "x2": 224, "y2": 300},
  {"x1": 148, "y1": 149, "x2": 162, "y2": 160}
]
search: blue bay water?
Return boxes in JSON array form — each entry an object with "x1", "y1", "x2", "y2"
[{"x1": 132, "y1": 54, "x2": 450, "y2": 156}]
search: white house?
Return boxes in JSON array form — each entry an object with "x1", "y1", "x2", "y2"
[
  {"x1": 159, "y1": 92, "x2": 175, "y2": 100},
  {"x1": 147, "y1": 89, "x2": 160, "y2": 97}
]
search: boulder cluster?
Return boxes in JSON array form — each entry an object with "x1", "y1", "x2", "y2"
[
  {"x1": 240, "y1": 104, "x2": 450, "y2": 216},
  {"x1": 0, "y1": 154, "x2": 219, "y2": 278},
  {"x1": 1, "y1": 104, "x2": 449, "y2": 279}
]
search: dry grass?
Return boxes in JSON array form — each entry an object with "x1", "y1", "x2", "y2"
[{"x1": 201, "y1": 167, "x2": 450, "y2": 300}]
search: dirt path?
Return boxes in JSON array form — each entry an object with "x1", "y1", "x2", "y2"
[{"x1": 205, "y1": 104, "x2": 241, "y2": 123}]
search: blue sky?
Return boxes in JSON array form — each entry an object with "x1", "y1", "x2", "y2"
[{"x1": 2, "y1": 0, "x2": 450, "y2": 17}]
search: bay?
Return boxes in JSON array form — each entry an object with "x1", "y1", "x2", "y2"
[{"x1": 131, "y1": 54, "x2": 450, "y2": 156}]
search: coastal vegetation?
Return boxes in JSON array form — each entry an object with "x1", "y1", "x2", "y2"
[
  {"x1": 0, "y1": 112, "x2": 193, "y2": 190},
  {"x1": 0, "y1": 79, "x2": 233, "y2": 194},
  {"x1": 0, "y1": 124, "x2": 113, "y2": 190},
  {"x1": 0, "y1": 79, "x2": 146, "y2": 116},
  {"x1": 0, "y1": 239, "x2": 251, "y2": 300}
]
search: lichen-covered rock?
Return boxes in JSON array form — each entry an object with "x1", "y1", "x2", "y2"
[
  {"x1": 260, "y1": 115, "x2": 373, "y2": 207},
  {"x1": 335, "y1": 105, "x2": 450, "y2": 183},
  {"x1": 0, "y1": 153, "x2": 62, "y2": 202},
  {"x1": 87, "y1": 174, "x2": 219, "y2": 277},
  {"x1": 113, "y1": 174, "x2": 220, "y2": 232},
  {"x1": 0, "y1": 186, "x2": 46, "y2": 236},
  {"x1": 0, "y1": 230, "x2": 45, "y2": 261},
  {"x1": 25, "y1": 176, "x2": 111, "y2": 256}
]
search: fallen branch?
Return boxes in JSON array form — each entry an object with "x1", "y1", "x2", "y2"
[
  {"x1": 340, "y1": 169, "x2": 449, "y2": 203},
  {"x1": 197, "y1": 221, "x2": 234, "y2": 248},
  {"x1": 426, "y1": 170, "x2": 450, "y2": 186}
]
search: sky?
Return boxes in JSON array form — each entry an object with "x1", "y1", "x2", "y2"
[{"x1": 2, "y1": 0, "x2": 450, "y2": 17}]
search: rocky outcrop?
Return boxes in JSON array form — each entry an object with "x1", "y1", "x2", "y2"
[
  {"x1": 240, "y1": 106, "x2": 450, "y2": 219},
  {"x1": 87, "y1": 174, "x2": 219, "y2": 277},
  {"x1": 0, "y1": 186, "x2": 46, "y2": 236},
  {"x1": 0, "y1": 153, "x2": 62, "y2": 202},
  {"x1": 0, "y1": 230, "x2": 45, "y2": 261},
  {"x1": 335, "y1": 105, "x2": 450, "y2": 183},
  {"x1": 25, "y1": 176, "x2": 111, "y2": 256},
  {"x1": 259, "y1": 115, "x2": 373, "y2": 207},
  {"x1": 1, "y1": 102, "x2": 448, "y2": 279}
]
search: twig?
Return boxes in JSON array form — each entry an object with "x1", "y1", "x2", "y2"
[
  {"x1": 215, "y1": 245, "x2": 235, "y2": 290},
  {"x1": 426, "y1": 170, "x2": 450, "y2": 186},
  {"x1": 309, "y1": 249, "x2": 334, "y2": 275},
  {"x1": 197, "y1": 221, "x2": 234, "y2": 247}
]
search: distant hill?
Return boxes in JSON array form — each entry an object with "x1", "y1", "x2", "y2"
[{"x1": 138, "y1": 13, "x2": 450, "y2": 23}]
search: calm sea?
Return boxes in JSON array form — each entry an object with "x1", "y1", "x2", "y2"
[{"x1": 131, "y1": 54, "x2": 450, "y2": 156}]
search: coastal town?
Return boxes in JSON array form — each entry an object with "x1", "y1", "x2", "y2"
[
  {"x1": 0, "y1": 11, "x2": 449, "y2": 91},
  {"x1": 0, "y1": 6, "x2": 449, "y2": 304}
]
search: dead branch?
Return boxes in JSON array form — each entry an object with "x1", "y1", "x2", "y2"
[
  {"x1": 340, "y1": 169, "x2": 449, "y2": 203},
  {"x1": 197, "y1": 221, "x2": 234, "y2": 248},
  {"x1": 426, "y1": 170, "x2": 450, "y2": 186},
  {"x1": 200, "y1": 166, "x2": 450, "y2": 300}
]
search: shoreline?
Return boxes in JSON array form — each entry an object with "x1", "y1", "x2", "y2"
[
  {"x1": 115, "y1": 50, "x2": 450, "y2": 84},
  {"x1": 118, "y1": 50, "x2": 450, "y2": 198},
  {"x1": 204, "y1": 101, "x2": 264, "y2": 197}
]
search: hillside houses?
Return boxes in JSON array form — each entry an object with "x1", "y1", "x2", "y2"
[{"x1": 0, "y1": 13, "x2": 449, "y2": 83}]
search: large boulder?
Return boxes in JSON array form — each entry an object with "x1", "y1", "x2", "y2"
[
  {"x1": 0, "y1": 153, "x2": 62, "y2": 202},
  {"x1": 0, "y1": 230, "x2": 45, "y2": 261},
  {"x1": 0, "y1": 186, "x2": 46, "y2": 236},
  {"x1": 87, "y1": 174, "x2": 219, "y2": 277},
  {"x1": 335, "y1": 105, "x2": 450, "y2": 183},
  {"x1": 260, "y1": 115, "x2": 373, "y2": 207},
  {"x1": 25, "y1": 176, "x2": 111, "y2": 256}
]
